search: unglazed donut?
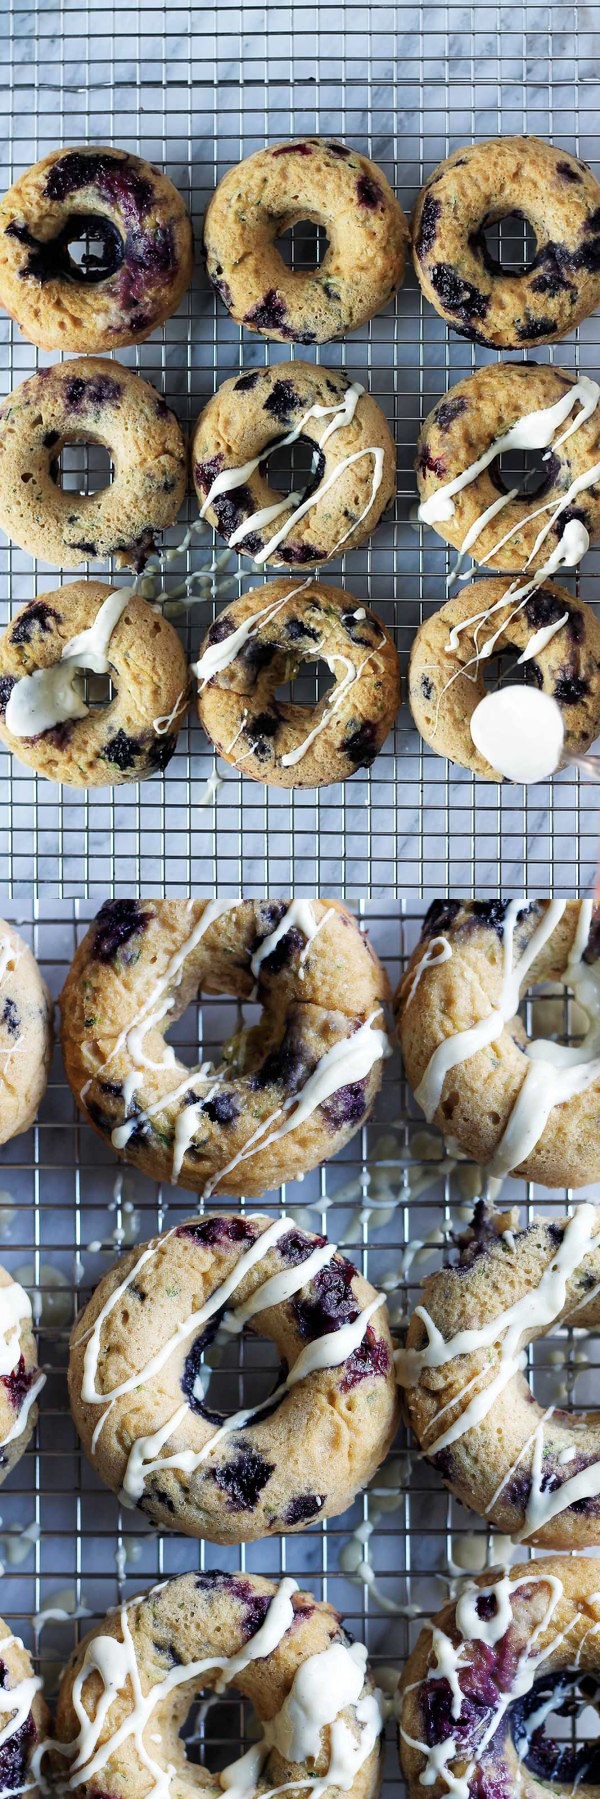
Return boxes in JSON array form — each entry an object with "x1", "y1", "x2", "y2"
[
  {"x1": 204, "y1": 137, "x2": 408, "y2": 343},
  {"x1": 415, "y1": 362, "x2": 600, "y2": 570},
  {"x1": 408, "y1": 578, "x2": 600, "y2": 778},
  {"x1": 0, "y1": 358, "x2": 187, "y2": 569},
  {"x1": 54, "y1": 1570, "x2": 384, "y2": 1799},
  {"x1": 0, "y1": 1616, "x2": 49, "y2": 1795},
  {"x1": 68, "y1": 1211, "x2": 399, "y2": 1539},
  {"x1": 0, "y1": 1265, "x2": 45, "y2": 1482},
  {"x1": 0, "y1": 921, "x2": 52, "y2": 1142},
  {"x1": 0, "y1": 146, "x2": 194, "y2": 351},
  {"x1": 195, "y1": 579, "x2": 400, "y2": 786},
  {"x1": 412, "y1": 137, "x2": 600, "y2": 347},
  {"x1": 59, "y1": 897, "x2": 389, "y2": 1196},
  {"x1": 395, "y1": 896, "x2": 600, "y2": 1188},
  {"x1": 192, "y1": 362, "x2": 396, "y2": 569},
  {"x1": 397, "y1": 1198, "x2": 600, "y2": 1547},
  {"x1": 0, "y1": 581, "x2": 189, "y2": 786},
  {"x1": 399, "y1": 1558, "x2": 600, "y2": 1799}
]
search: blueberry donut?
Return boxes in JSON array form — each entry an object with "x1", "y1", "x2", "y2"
[
  {"x1": 412, "y1": 137, "x2": 600, "y2": 349},
  {"x1": 0, "y1": 921, "x2": 52, "y2": 1143},
  {"x1": 0, "y1": 1265, "x2": 45, "y2": 1482},
  {"x1": 0, "y1": 146, "x2": 194, "y2": 352},
  {"x1": 55, "y1": 1570, "x2": 384, "y2": 1799},
  {"x1": 69, "y1": 1211, "x2": 398, "y2": 1539},
  {"x1": 192, "y1": 362, "x2": 396, "y2": 570},
  {"x1": 0, "y1": 581, "x2": 189, "y2": 787},
  {"x1": 397, "y1": 1198, "x2": 600, "y2": 1546},
  {"x1": 409, "y1": 578, "x2": 600, "y2": 778},
  {"x1": 59, "y1": 896, "x2": 390, "y2": 1196},
  {"x1": 0, "y1": 1617, "x2": 49, "y2": 1793},
  {"x1": 395, "y1": 897, "x2": 600, "y2": 1188},
  {"x1": 416, "y1": 362, "x2": 600, "y2": 570},
  {"x1": 0, "y1": 358, "x2": 187, "y2": 569},
  {"x1": 399, "y1": 1557, "x2": 600, "y2": 1799},
  {"x1": 195, "y1": 579, "x2": 400, "y2": 786},
  {"x1": 204, "y1": 137, "x2": 408, "y2": 343}
]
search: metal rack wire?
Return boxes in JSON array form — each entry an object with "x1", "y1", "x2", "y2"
[
  {"x1": 2, "y1": 1, "x2": 600, "y2": 898},
  {"x1": 0, "y1": 898, "x2": 596, "y2": 1792}
]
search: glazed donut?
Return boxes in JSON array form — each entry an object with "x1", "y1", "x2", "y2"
[
  {"x1": 0, "y1": 357, "x2": 187, "y2": 569},
  {"x1": 68, "y1": 1211, "x2": 399, "y2": 1539},
  {"x1": 0, "y1": 1265, "x2": 45, "y2": 1482},
  {"x1": 0, "y1": 146, "x2": 194, "y2": 352},
  {"x1": 59, "y1": 896, "x2": 389, "y2": 1196},
  {"x1": 0, "y1": 1616, "x2": 49, "y2": 1795},
  {"x1": 0, "y1": 581, "x2": 189, "y2": 786},
  {"x1": 415, "y1": 362, "x2": 600, "y2": 571},
  {"x1": 408, "y1": 577, "x2": 600, "y2": 778},
  {"x1": 204, "y1": 136, "x2": 408, "y2": 343},
  {"x1": 195, "y1": 579, "x2": 400, "y2": 786},
  {"x1": 397, "y1": 1198, "x2": 600, "y2": 1547},
  {"x1": 412, "y1": 137, "x2": 600, "y2": 348},
  {"x1": 192, "y1": 362, "x2": 396, "y2": 570},
  {"x1": 0, "y1": 921, "x2": 52, "y2": 1142},
  {"x1": 399, "y1": 1558, "x2": 600, "y2": 1799},
  {"x1": 395, "y1": 896, "x2": 600, "y2": 1188},
  {"x1": 54, "y1": 1570, "x2": 384, "y2": 1799}
]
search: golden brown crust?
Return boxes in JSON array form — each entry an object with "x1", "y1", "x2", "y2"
[
  {"x1": 412, "y1": 137, "x2": 600, "y2": 347},
  {"x1": 204, "y1": 136, "x2": 407, "y2": 342},
  {"x1": 196, "y1": 578, "x2": 400, "y2": 788},
  {"x1": 0, "y1": 922, "x2": 52, "y2": 1144}
]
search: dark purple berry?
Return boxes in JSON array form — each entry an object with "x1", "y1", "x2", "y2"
[
  {"x1": 10, "y1": 601, "x2": 60, "y2": 645},
  {"x1": 263, "y1": 378, "x2": 300, "y2": 423},
  {"x1": 557, "y1": 160, "x2": 583, "y2": 183},
  {"x1": 321, "y1": 1078, "x2": 368, "y2": 1130},
  {"x1": 1, "y1": 1355, "x2": 36, "y2": 1412},
  {"x1": 212, "y1": 1446, "x2": 275, "y2": 1509},
  {"x1": 283, "y1": 1493, "x2": 326, "y2": 1524},
  {"x1": 516, "y1": 314, "x2": 555, "y2": 342},
  {"x1": 430, "y1": 262, "x2": 489, "y2": 323},
  {"x1": 421, "y1": 674, "x2": 434, "y2": 700},
  {"x1": 277, "y1": 542, "x2": 321, "y2": 565},
  {"x1": 277, "y1": 1228, "x2": 326, "y2": 1266},
  {"x1": 327, "y1": 142, "x2": 351, "y2": 157},
  {"x1": 356, "y1": 174, "x2": 383, "y2": 208},
  {"x1": 285, "y1": 615, "x2": 320, "y2": 643},
  {"x1": 422, "y1": 899, "x2": 461, "y2": 937},
  {"x1": 64, "y1": 373, "x2": 122, "y2": 411},
  {"x1": 339, "y1": 1325, "x2": 391, "y2": 1390},
  {"x1": 92, "y1": 898, "x2": 151, "y2": 964},
  {"x1": 233, "y1": 370, "x2": 260, "y2": 392},
  {"x1": 212, "y1": 484, "x2": 253, "y2": 540},
  {"x1": 293, "y1": 1257, "x2": 360, "y2": 1339},
  {"x1": 417, "y1": 442, "x2": 447, "y2": 480},
  {"x1": 434, "y1": 397, "x2": 468, "y2": 431},
  {"x1": 202, "y1": 1092, "x2": 240, "y2": 1126},
  {"x1": 1, "y1": 999, "x2": 19, "y2": 1037},
  {"x1": 343, "y1": 719, "x2": 379, "y2": 767},
  {"x1": 46, "y1": 151, "x2": 154, "y2": 219},
  {"x1": 254, "y1": 925, "x2": 305, "y2": 977},
  {"x1": 249, "y1": 1026, "x2": 309, "y2": 1094},
  {"x1": 194, "y1": 454, "x2": 224, "y2": 496},
  {"x1": 244, "y1": 288, "x2": 288, "y2": 331},
  {"x1": 102, "y1": 730, "x2": 140, "y2": 772},
  {"x1": 554, "y1": 672, "x2": 589, "y2": 704},
  {"x1": 0, "y1": 677, "x2": 16, "y2": 719},
  {"x1": 272, "y1": 143, "x2": 313, "y2": 158},
  {"x1": 416, "y1": 193, "x2": 441, "y2": 257}
]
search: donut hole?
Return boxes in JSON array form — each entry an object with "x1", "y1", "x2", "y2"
[
  {"x1": 510, "y1": 1668, "x2": 600, "y2": 1783},
  {"x1": 476, "y1": 210, "x2": 538, "y2": 276},
  {"x1": 79, "y1": 668, "x2": 116, "y2": 710},
  {"x1": 188, "y1": 1326, "x2": 285, "y2": 1423},
  {"x1": 492, "y1": 443, "x2": 557, "y2": 500},
  {"x1": 178, "y1": 1687, "x2": 256, "y2": 1775},
  {"x1": 55, "y1": 440, "x2": 114, "y2": 496},
  {"x1": 274, "y1": 656, "x2": 336, "y2": 706},
  {"x1": 264, "y1": 433, "x2": 324, "y2": 499},
  {"x1": 55, "y1": 213, "x2": 125, "y2": 284},
  {"x1": 164, "y1": 995, "x2": 263, "y2": 1072},
  {"x1": 276, "y1": 217, "x2": 329, "y2": 272}
]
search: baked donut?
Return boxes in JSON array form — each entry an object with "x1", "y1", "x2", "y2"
[
  {"x1": 54, "y1": 1570, "x2": 384, "y2": 1799},
  {"x1": 399, "y1": 1557, "x2": 600, "y2": 1799},
  {"x1": 0, "y1": 581, "x2": 189, "y2": 787},
  {"x1": 0, "y1": 1617, "x2": 49, "y2": 1794},
  {"x1": 59, "y1": 896, "x2": 390, "y2": 1195},
  {"x1": 0, "y1": 146, "x2": 194, "y2": 352},
  {"x1": 397, "y1": 1198, "x2": 600, "y2": 1547},
  {"x1": 195, "y1": 578, "x2": 400, "y2": 786},
  {"x1": 415, "y1": 362, "x2": 600, "y2": 571},
  {"x1": 395, "y1": 896, "x2": 600, "y2": 1188},
  {"x1": 408, "y1": 577, "x2": 600, "y2": 778},
  {"x1": 204, "y1": 137, "x2": 408, "y2": 343},
  {"x1": 0, "y1": 921, "x2": 52, "y2": 1142},
  {"x1": 0, "y1": 358, "x2": 187, "y2": 569},
  {"x1": 0, "y1": 1265, "x2": 45, "y2": 1482},
  {"x1": 192, "y1": 362, "x2": 396, "y2": 569},
  {"x1": 412, "y1": 137, "x2": 600, "y2": 348},
  {"x1": 68, "y1": 1211, "x2": 399, "y2": 1539}
]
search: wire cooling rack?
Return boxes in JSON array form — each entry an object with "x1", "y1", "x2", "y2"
[
  {"x1": 0, "y1": 899, "x2": 598, "y2": 1792},
  {"x1": 2, "y1": 1, "x2": 600, "y2": 897}
]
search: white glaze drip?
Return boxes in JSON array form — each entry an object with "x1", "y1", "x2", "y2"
[
  {"x1": 469, "y1": 686, "x2": 565, "y2": 785},
  {"x1": 193, "y1": 578, "x2": 313, "y2": 687},
  {"x1": 220, "y1": 1638, "x2": 383, "y2": 1799},
  {"x1": 279, "y1": 635, "x2": 386, "y2": 768},
  {"x1": 418, "y1": 375, "x2": 600, "y2": 526},
  {"x1": 404, "y1": 936, "x2": 452, "y2": 1008},
  {"x1": 200, "y1": 382, "x2": 384, "y2": 567},
  {"x1": 6, "y1": 587, "x2": 132, "y2": 739},
  {"x1": 249, "y1": 900, "x2": 333, "y2": 980}
]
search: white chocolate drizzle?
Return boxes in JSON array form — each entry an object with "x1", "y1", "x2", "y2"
[
  {"x1": 469, "y1": 686, "x2": 565, "y2": 785},
  {"x1": 221, "y1": 1638, "x2": 383, "y2": 1799},
  {"x1": 193, "y1": 578, "x2": 313, "y2": 687},
  {"x1": 249, "y1": 899, "x2": 335, "y2": 982},
  {"x1": 200, "y1": 381, "x2": 384, "y2": 566},
  {"x1": 404, "y1": 936, "x2": 452, "y2": 1008},
  {"x1": 5, "y1": 587, "x2": 133, "y2": 739},
  {"x1": 412, "y1": 899, "x2": 600, "y2": 1177}
]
